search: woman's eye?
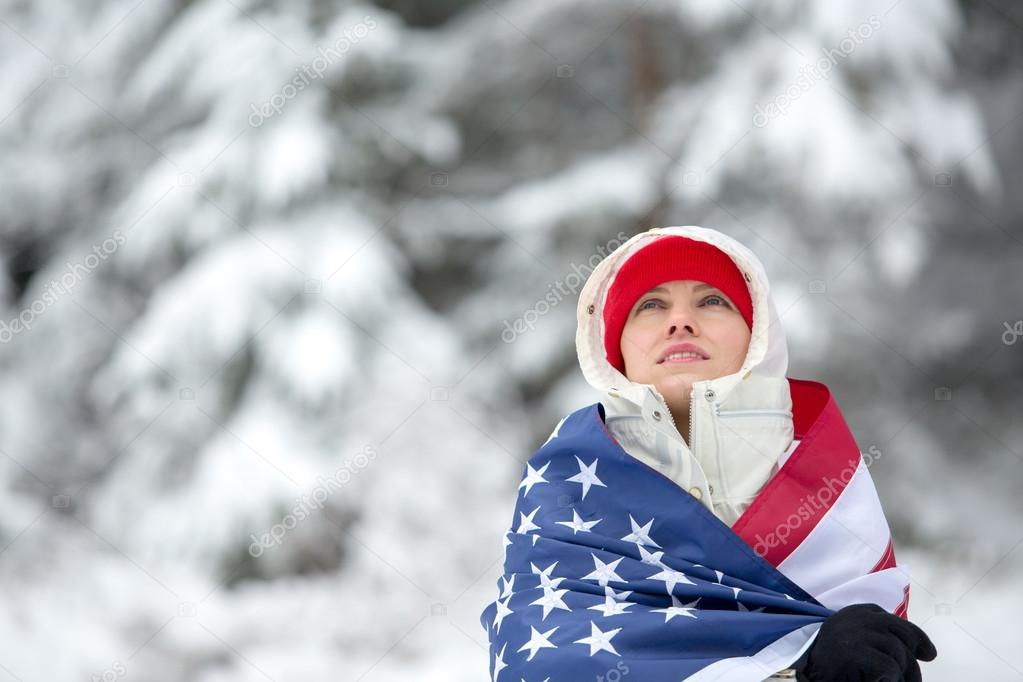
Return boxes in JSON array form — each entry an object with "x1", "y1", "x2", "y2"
[{"x1": 637, "y1": 295, "x2": 729, "y2": 312}]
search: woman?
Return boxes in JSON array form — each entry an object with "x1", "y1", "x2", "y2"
[{"x1": 481, "y1": 225, "x2": 937, "y2": 681}]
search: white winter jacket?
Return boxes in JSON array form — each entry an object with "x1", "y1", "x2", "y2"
[{"x1": 576, "y1": 225, "x2": 800, "y2": 527}]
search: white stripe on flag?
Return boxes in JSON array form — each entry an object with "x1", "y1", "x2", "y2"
[
  {"x1": 778, "y1": 460, "x2": 893, "y2": 598},
  {"x1": 684, "y1": 622, "x2": 822, "y2": 682},
  {"x1": 814, "y1": 564, "x2": 911, "y2": 613}
]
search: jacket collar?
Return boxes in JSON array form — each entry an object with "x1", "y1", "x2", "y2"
[{"x1": 599, "y1": 371, "x2": 793, "y2": 449}]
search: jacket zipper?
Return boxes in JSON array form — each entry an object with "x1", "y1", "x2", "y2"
[
  {"x1": 687, "y1": 385, "x2": 696, "y2": 445},
  {"x1": 653, "y1": 385, "x2": 695, "y2": 444},
  {"x1": 661, "y1": 384, "x2": 704, "y2": 496}
]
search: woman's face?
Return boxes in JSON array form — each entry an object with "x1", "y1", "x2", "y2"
[{"x1": 620, "y1": 279, "x2": 751, "y2": 400}]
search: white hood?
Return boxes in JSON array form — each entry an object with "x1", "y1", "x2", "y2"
[
  {"x1": 576, "y1": 225, "x2": 790, "y2": 408},
  {"x1": 575, "y1": 225, "x2": 794, "y2": 526}
]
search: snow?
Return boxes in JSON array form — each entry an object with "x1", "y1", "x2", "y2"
[{"x1": 0, "y1": 0, "x2": 1015, "y2": 679}]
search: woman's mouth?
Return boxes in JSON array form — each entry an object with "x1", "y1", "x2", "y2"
[{"x1": 659, "y1": 352, "x2": 707, "y2": 364}]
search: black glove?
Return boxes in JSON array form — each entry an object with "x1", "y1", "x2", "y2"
[{"x1": 791, "y1": 603, "x2": 937, "y2": 682}]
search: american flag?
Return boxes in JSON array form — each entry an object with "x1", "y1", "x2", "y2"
[{"x1": 480, "y1": 379, "x2": 910, "y2": 681}]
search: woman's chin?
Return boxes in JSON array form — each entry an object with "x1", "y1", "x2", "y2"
[{"x1": 655, "y1": 374, "x2": 695, "y2": 399}]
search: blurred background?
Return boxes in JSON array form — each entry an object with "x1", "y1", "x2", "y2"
[{"x1": 1, "y1": 0, "x2": 1021, "y2": 679}]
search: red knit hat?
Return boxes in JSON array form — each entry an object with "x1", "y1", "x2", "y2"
[{"x1": 602, "y1": 236, "x2": 754, "y2": 374}]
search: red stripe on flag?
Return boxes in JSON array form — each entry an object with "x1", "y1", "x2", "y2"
[
  {"x1": 733, "y1": 379, "x2": 863, "y2": 567},
  {"x1": 894, "y1": 584, "x2": 910, "y2": 619},
  {"x1": 871, "y1": 537, "x2": 896, "y2": 573}
]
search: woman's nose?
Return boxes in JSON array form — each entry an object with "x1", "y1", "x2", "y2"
[{"x1": 666, "y1": 306, "x2": 699, "y2": 336}]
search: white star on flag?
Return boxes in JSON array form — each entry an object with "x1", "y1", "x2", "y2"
[
  {"x1": 653, "y1": 595, "x2": 700, "y2": 622},
  {"x1": 493, "y1": 593, "x2": 514, "y2": 632},
  {"x1": 588, "y1": 585, "x2": 634, "y2": 617},
  {"x1": 573, "y1": 621, "x2": 623, "y2": 656},
  {"x1": 493, "y1": 642, "x2": 508, "y2": 680},
  {"x1": 518, "y1": 625, "x2": 559, "y2": 661},
  {"x1": 542, "y1": 416, "x2": 567, "y2": 446},
  {"x1": 500, "y1": 575, "x2": 515, "y2": 599},
  {"x1": 637, "y1": 544, "x2": 667, "y2": 568},
  {"x1": 516, "y1": 506, "x2": 541, "y2": 535},
  {"x1": 605, "y1": 584, "x2": 633, "y2": 601},
  {"x1": 648, "y1": 565, "x2": 695, "y2": 595},
  {"x1": 582, "y1": 553, "x2": 625, "y2": 587},
  {"x1": 621, "y1": 514, "x2": 661, "y2": 548},
  {"x1": 737, "y1": 599, "x2": 766, "y2": 613},
  {"x1": 555, "y1": 509, "x2": 601, "y2": 534},
  {"x1": 531, "y1": 562, "x2": 565, "y2": 590},
  {"x1": 566, "y1": 456, "x2": 607, "y2": 499},
  {"x1": 518, "y1": 461, "x2": 550, "y2": 496},
  {"x1": 530, "y1": 586, "x2": 571, "y2": 620},
  {"x1": 692, "y1": 563, "x2": 724, "y2": 583}
]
